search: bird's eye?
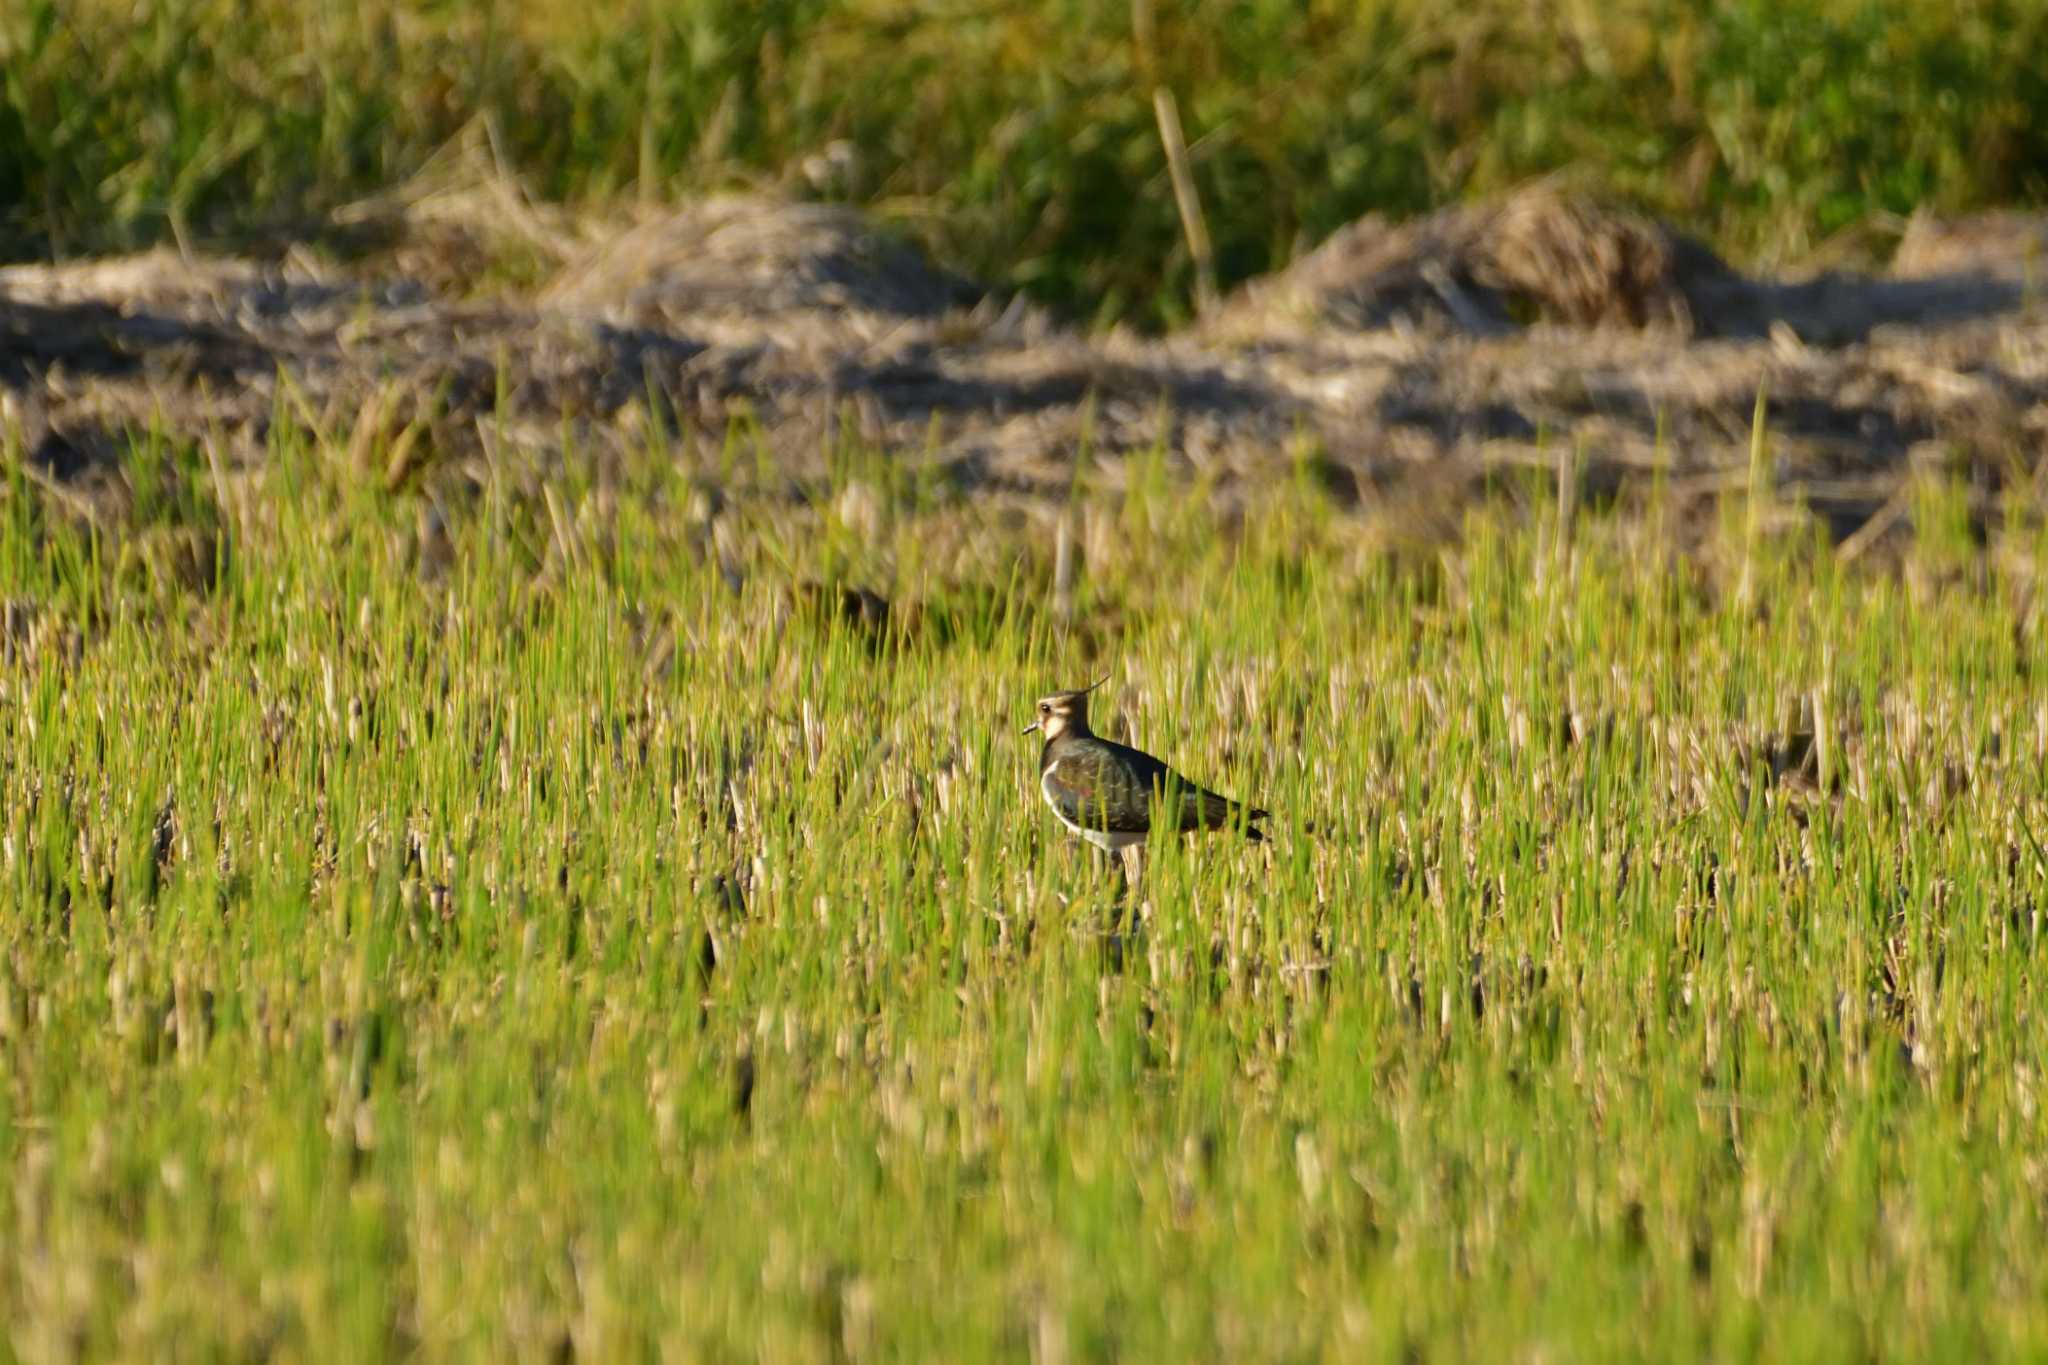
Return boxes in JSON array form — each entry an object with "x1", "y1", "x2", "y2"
[{"x1": 1039, "y1": 703, "x2": 1051, "y2": 715}]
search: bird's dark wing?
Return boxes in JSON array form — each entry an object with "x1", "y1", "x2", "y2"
[
  {"x1": 1048, "y1": 738, "x2": 1270, "y2": 839},
  {"x1": 1104, "y1": 741, "x2": 1265, "y2": 836},
  {"x1": 1042, "y1": 740, "x2": 1157, "y2": 834}
]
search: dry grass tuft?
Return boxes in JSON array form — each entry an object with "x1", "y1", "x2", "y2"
[
  {"x1": 1212, "y1": 185, "x2": 1721, "y2": 337},
  {"x1": 544, "y1": 196, "x2": 982, "y2": 325}
]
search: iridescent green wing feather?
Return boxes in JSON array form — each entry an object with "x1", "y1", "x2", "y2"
[{"x1": 1042, "y1": 739, "x2": 1157, "y2": 834}]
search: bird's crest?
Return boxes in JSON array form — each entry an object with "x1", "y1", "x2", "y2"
[{"x1": 1022, "y1": 674, "x2": 1109, "y2": 738}]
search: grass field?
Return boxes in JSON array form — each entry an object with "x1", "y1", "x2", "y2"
[
  {"x1": 4, "y1": 414, "x2": 2048, "y2": 1359},
  {"x1": 5, "y1": 0, "x2": 2047, "y2": 324},
  {"x1": 7, "y1": 3, "x2": 2048, "y2": 1356}
]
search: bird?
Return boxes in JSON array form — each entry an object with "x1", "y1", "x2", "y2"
[{"x1": 1021, "y1": 676, "x2": 1268, "y2": 854}]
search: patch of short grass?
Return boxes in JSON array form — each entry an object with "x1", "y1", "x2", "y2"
[{"x1": 3, "y1": 417, "x2": 2048, "y2": 1358}]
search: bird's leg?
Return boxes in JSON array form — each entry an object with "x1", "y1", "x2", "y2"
[
  {"x1": 1119, "y1": 843, "x2": 1146, "y2": 896},
  {"x1": 1121, "y1": 844, "x2": 1156, "y2": 933},
  {"x1": 1094, "y1": 850, "x2": 1130, "y2": 971}
]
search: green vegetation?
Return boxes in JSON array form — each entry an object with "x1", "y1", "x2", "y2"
[
  {"x1": 7, "y1": 5, "x2": 2048, "y2": 1352},
  {"x1": 5, "y1": 0, "x2": 2047, "y2": 325},
  {"x1": 4, "y1": 412, "x2": 2048, "y2": 1358}
]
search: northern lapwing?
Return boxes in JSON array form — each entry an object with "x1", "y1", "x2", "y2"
[{"x1": 1022, "y1": 677, "x2": 1268, "y2": 855}]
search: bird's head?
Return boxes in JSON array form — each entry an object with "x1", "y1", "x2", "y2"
[{"x1": 1021, "y1": 676, "x2": 1106, "y2": 742}]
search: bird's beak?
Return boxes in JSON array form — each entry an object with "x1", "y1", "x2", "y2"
[{"x1": 1021, "y1": 718, "x2": 1041, "y2": 735}]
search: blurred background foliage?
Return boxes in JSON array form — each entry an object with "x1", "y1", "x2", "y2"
[{"x1": 2, "y1": 0, "x2": 2045, "y2": 327}]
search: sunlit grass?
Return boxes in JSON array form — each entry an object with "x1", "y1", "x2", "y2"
[{"x1": 3, "y1": 412, "x2": 2048, "y2": 1358}]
